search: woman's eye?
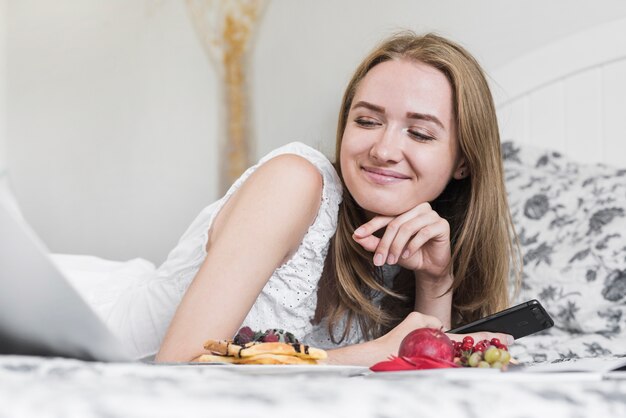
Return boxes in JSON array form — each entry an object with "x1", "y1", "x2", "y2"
[
  {"x1": 407, "y1": 130, "x2": 434, "y2": 141},
  {"x1": 355, "y1": 118, "x2": 380, "y2": 127}
]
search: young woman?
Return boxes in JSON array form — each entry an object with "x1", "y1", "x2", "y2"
[{"x1": 151, "y1": 32, "x2": 519, "y2": 365}]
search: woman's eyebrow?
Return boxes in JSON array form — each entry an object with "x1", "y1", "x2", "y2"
[{"x1": 352, "y1": 101, "x2": 385, "y2": 114}]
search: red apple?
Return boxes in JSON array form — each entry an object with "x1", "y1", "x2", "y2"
[{"x1": 398, "y1": 327, "x2": 454, "y2": 362}]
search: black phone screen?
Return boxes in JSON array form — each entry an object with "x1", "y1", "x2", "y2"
[{"x1": 448, "y1": 299, "x2": 554, "y2": 340}]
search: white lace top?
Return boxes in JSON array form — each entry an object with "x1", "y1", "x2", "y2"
[{"x1": 155, "y1": 142, "x2": 360, "y2": 351}]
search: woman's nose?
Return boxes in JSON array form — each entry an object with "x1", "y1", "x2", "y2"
[{"x1": 369, "y1": 127, "x2": 402, "y2": 163}]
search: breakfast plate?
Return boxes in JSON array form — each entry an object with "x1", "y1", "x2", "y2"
[{"x1": 184, "y1": 363, "x2": 371, "y2": 376}]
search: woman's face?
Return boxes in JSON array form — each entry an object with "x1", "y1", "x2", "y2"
[{"x1": 340, "y1": 59, "x2": 465, "y2": 217}]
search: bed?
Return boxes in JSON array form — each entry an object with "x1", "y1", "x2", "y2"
[{"x1": 2, "y1": 19, "x2": 626, "y2": 418}]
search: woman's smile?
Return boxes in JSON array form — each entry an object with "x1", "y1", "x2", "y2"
[{"x1": 361, "y1": 165, "x2": 411, "y2": 185}]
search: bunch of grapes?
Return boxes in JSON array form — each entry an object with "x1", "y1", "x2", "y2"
[{"x1": 453, "y1": 336, "x2": 512, "y2": 369}]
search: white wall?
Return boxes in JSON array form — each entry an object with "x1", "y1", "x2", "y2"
[
  {"x1": 5, "y1": 0, "x2": 626, "y2": 263},
  {"x1": 0, "y1": 0, "x2": 6, "y2": 172},
  {"x1": 7, "y1": 0, "x2": 219, "y2": 263}
]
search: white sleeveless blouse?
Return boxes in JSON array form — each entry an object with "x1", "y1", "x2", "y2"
[{"x1": 157, "y1": 141, "x2": 360, "y2": 347}]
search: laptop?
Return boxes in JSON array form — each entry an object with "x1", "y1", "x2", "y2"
[{"x1": 0, "y1": 198, "x2": 134, "y2": 362}]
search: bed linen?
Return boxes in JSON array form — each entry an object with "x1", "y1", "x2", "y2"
[
  {"x1": 1, "y1": 354, "x2": 625, "y2": 418},
  {"x1": 2, "y1": 141, "x2": 626, "y2": 417}
]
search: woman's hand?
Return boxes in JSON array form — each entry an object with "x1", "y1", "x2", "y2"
[
  {"x1": 352, "y1": 202, "x2": 451, "y2": 279},
  {"x1": 352, "y1": 202, "x2": 454, "y2": 327},
  {"x1": 323, "y1": 311, "x2": 444, "y2": 366},
  {"x1": 374, "y1": 311, "x2": 445, "y2": 355}
]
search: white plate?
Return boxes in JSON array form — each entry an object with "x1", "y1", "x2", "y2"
[{"x1": 187, "y1": 363, "x2": 371, "y2": 376}]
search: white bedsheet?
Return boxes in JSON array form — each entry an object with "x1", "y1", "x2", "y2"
[
  {"x1": 50, "y1": 253, "x2": 157, "y2": 305},
  {"x1": 49, "y1": 253, "x2": 170, "y2": 360},
  {"x1": 50, "y1": 253, "x2": 157, "y2": 321},
  {"x1": 0, "y1": 354, "x2": 624, "y2": 418}
]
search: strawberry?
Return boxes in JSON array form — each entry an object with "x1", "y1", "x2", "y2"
[{"x1": 233, "y1": 326, "x2": 255, "y2": 344}]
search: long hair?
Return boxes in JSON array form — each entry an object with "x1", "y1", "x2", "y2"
[{"x1": 316, "y1": 32, "x2": 521, "y2": 343}]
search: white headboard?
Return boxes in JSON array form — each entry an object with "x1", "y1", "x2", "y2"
[{"x1": 490, "y1": 17, "x2": 626, "y2": 166}]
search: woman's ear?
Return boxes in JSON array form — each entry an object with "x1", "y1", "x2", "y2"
[{"x1": 453, "y1": 159, "x2": 469, "y2": 180}]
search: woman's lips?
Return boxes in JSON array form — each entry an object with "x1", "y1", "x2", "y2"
[{"x1": 361, "y1": 166, "x2": 411, "y2": 185}]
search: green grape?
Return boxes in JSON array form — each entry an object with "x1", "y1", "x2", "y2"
[
  {"x1": 484, "y1": 346, "x2": 501, "y2": 364},
  {"x1": 468, "y1": 352, "x2": 482, "y2": 367},
  {"x1": 478, "y1": 361, "x2": 490, "y2": 368},
  {"x1": 491, "y1": 361, "x2": 503, "y2": 369},
  {"x1": 499, "y1": 349, "x2": 511, "y2": 365}
]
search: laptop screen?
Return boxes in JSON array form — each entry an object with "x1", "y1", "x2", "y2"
[{"x1": 0, "y1": 200, "x2": 132, "y2": 362}]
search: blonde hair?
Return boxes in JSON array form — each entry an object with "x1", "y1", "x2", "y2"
[{"x1": 316, "y1": 32, "x2": 520, "y2": 342}]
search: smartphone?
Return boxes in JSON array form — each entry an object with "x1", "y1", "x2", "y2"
[{"x1": 448, "y1": 299, "x2": 554, "y2": 340}]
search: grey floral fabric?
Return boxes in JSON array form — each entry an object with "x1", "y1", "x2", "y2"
[{"x1": 503, "y1": 141, "x2": 626, "y2": 363}]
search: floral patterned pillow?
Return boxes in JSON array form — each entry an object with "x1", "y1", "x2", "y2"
[{"x1": 503, "y1": 141, "x2": 626, "y2": 339}]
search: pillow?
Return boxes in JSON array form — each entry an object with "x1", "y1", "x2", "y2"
[{"x1": 503, "y1": 141, "x2": 626, "y2": 339}]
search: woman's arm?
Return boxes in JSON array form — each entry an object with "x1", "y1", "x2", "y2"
[
  {"x1": 155, "y1": 154, "x2": 323, "y2": 362},
  {"x1": 413, "y1": 272, "x2": 453, "y2": 329}
]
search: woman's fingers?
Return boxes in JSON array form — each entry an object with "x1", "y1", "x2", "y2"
[
  {"x1": 373, "y1": 213, "x2": 441, "y2": 266},
  {"x1": 351, "y1": 234, "x2": 380, "y2": 254},
  {"x1": 401, "y1": 218, "x2": 449, "y2": 260},
  {"x1": 353, "y1": 216, "x2": 394, "y2": 266},
  {"x1": 353, "y1": 215, "x2": 393, "y2": 238},
  {"x1": 407, "y1": 311, "x2": 444, "y2": 330},
  {"x1": 396, "y1": 312, "x2": 444, "y2": 339},
  {"x1": 377, "y1": 311, "x2": 445, "y2": 359},
  {"x1": 386, "y1": 212, "x2": 439, "y2": 263},
  {"x1": 353, "y1": 202, "x2": 437, "y2": 266}
]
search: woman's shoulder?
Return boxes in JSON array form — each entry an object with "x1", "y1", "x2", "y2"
[
  {"x1": 250, "y1": 152, "x2": 324, "y2": 204},
  {"x1": 257, "y1": 142, "x2": 343, "y2": 199},
  {"x1": 214, "y1": 144, "x2": 336, "y2": 237},
  {"x1": 259, "y1": 150, "x2": 321, "y2": 177}
]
